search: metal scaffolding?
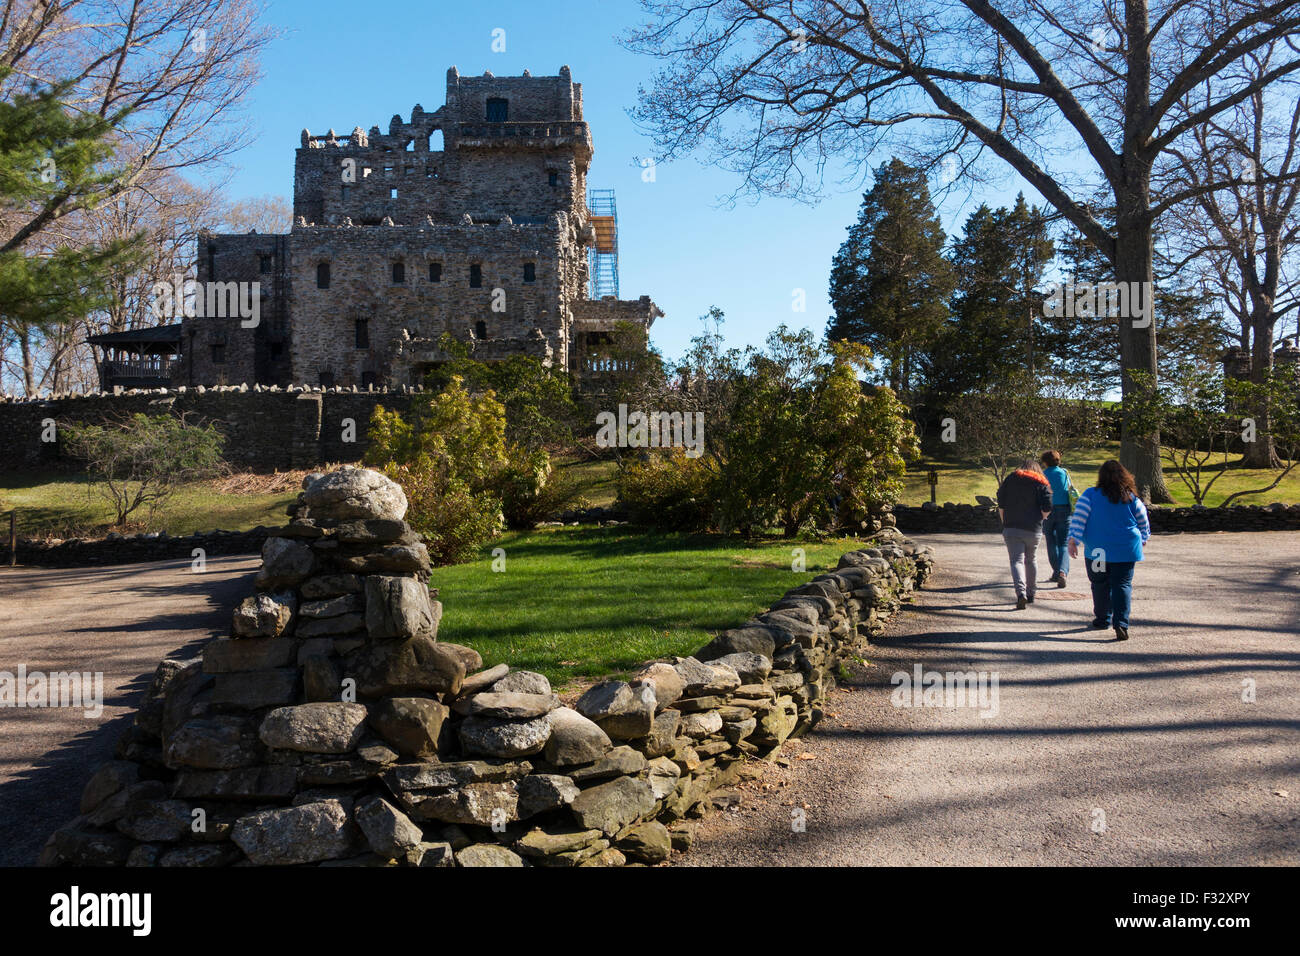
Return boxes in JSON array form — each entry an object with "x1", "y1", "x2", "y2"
[{"x1": 587, "y1": 188, "x2": 619, "y2": 299}]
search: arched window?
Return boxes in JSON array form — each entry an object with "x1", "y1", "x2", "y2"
[{"x1": 316, "y1": 262, "x2": 330, "y2": 289}]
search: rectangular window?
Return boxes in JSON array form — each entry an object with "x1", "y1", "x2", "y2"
[
  {"x1": 486, "y1": 98, "x2": 508, "y2": 122},
  {"x1": 548, "y1": 171, "x2": 559, "y2": 188},
  {"x1": 340, "y1": 185, "x2": 349, "y2": 201},
  {"x1": 361, "y1": 371, "x2": 376, "y2": 388},
  {"x1": 317, "y1": 262, "x2": 330, "y2": 289},
  {"x1": 429, "y1": 262, "x2": 442, "y2": 282},
  {"x1": 259, "y1": 255, "x2": 272, "y2": 273},
  {"x1": 319, "y1": 371, "x2": 334, "y2": 388},
  {"x1": 523, "y1": 262, "x2": 536, "y2": 283},
  {"x1": 392, "y1": 262, "x2": 405, "y2": 284},
  {"x1": 469, "y1": 264, "x2": 482, "y2": 288},
  {"x1": 384, "y1": 165, "x2": 394, "y2": 176},
  {"x1": 389, "y1": 187, "x2": 398, "y2": 200},
  {"x1": 211, "y1": 344, "x2": 225, "y2": 365},
  {"x1": 355, "y1": 319, "x2": 369, "y2": 349}
]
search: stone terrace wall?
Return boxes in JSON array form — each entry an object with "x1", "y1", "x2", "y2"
[
  {"x1": 0, "y1": 386, "x2": 423, "y2": 473},
  {"x1": 891, "y1": 501, "x2": 1300, "y2": 534},
  {"x1": 38, "y1": 466, "x2": 934, "y2": 868}
]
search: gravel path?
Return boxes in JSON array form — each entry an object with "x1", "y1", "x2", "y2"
[
  {"x1": 0, "y1": 555, "x2": 259, "y2": 866},
  {"x1": 682, "y1": 532, "x2": 1300, "y2": 866}
]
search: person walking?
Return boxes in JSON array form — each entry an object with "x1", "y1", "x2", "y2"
[
  {"x1": 1067, "y1": 460, "x2": 1151, "y2": 642},
  {"x1": 1040, "y1": 450, "x2": 1078, "y2": 588},
  {"x1": 996, "y1": 459, "x2": 1052, "y2": 610}
]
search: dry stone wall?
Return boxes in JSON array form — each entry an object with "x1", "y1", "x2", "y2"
[
  {"x1": 890, "y1": 501, "x2": 1300, "y2": 533},
  {"x1": 0, "y1": 386, "x2": 421, "y2": 473},
  {"x1": 38, "y1": 466, "x2": 934, "y2": 867}
]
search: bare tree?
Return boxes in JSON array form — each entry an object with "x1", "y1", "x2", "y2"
[
  {"x1": 624, "y1": 0, "x2": 1300, "y2": 501},
  {"x1": 0, "y1": 0, "x2": 277, "y2": 256},
  {"x1": 217, "y1": 194, "x2": 292, "y2": 235},
  {"x1": 0, "y1": 0, "x2": 276, "y2": 395},
  {"x1": 1160, "y1": 39, "x2": 1300, "y2": 467}
]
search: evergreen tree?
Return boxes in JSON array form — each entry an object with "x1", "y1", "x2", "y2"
[
  {"x1": 925, "y1": 195, "x2": 1055, "y2": 404},
  {"x1": 827, "y1": 159, "x2": 953, "y2": 401},
  {"x1": 0, "y1": 72, "x2": 144, "y2": 375}
]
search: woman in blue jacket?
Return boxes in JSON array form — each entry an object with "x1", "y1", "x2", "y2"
[{"x1": 1067, "y1": 460, "x2": 1150, "y2": 641}]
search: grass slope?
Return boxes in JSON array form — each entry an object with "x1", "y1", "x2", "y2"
[
  {"x1": 0, "y1": 470, "x2": 296, "y2": 538},
  {"x1": 432, "y1": 526, "x2": 867, "y2": 687}
]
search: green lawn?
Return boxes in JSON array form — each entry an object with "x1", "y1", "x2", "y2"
[
  {"x1": 0, "y1": 470, "x2": 296, "y2": 539},
  {"x1": 554, "y1": 455, "x2": 618, "y2": 509},
  {"x1": 433, "y1": 526, "x2": 868, "y2": 687},
  {"x1": 902, "y1": 441, "x2": 1300, "y2": 507}
]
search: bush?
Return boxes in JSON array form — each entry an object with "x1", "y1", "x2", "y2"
[
  {"x1": 498, "y1": 447, "x2": 586, "y2": 529},
  {"x1": 386, "y1": 465, "x2": 503, "y2": 566},
  {"x1": 716, "y1": 333, "x2": 918, "y2": 536},
  {"x1": 365, "y1": 377, "x2": 508, "y2": 565},
  {"x1": 61, "y1": 412, "x2": 226, "y2": 528},
  {"x1": 617, "y1": 450, "x2": 717, "y2": 530},
  {"x1": 422, "y1": 337, "x2": 579, "y2": 451}
]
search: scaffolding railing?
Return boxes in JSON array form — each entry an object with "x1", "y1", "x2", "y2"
[{"x1": 587, "y1": 188, "x2": 619, "y2": 299}]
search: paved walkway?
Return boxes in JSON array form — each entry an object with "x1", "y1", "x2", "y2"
[
  {"x1": 0, "y1": 556, "x2": 258, "y2": 866},
  {"x1": 684, "y1": 532, "x2": 1300, "y2": 866}
]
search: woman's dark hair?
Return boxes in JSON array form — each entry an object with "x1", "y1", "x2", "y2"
[
  {"x1": 1040, "y1": 450, "x2": 1061, "y2": 468},
  {"x1": 1096, "y1": 459, "x2": 1138, "y2": 504}
]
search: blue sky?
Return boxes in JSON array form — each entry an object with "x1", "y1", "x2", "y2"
[{"x1": 219, "y1": 0, "x2": 1037, "y2": 361}]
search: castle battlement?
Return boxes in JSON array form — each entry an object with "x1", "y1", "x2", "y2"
[{"x1": 90, "y1": 66, "x2": 660, "y2": 395}]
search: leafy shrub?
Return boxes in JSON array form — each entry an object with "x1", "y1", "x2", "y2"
[
  {"x1": 386, "y1": 465, "x2": 503, "y2": 566},
  {"x1": 498, "y1": 447, "x2": 586, "y2": 530},
  {"x1": 365, "y1": 377, "x2": 508, "y2": 565},
  {"x1": 422, "y1": 337, "x2": 579, "y2": 451},
  {"x1": 617, "y1": 450, "x2": 717, "y2": 530}
]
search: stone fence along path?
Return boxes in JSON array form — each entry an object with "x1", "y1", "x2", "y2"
[{"x1": 37, "y1": 467, "x2": 934, "y2": 867}]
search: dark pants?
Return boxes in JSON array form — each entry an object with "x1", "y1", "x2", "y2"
[
  {"x1": 1043, "y1": 504, "x2": 1072, "y2": 576},
  {"x1": 1085, "y1": 558, "x2": 1136, "y2": 629}
]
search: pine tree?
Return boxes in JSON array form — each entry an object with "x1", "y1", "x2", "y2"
[
  {"x1": 0, "y1": 71, "x2": 145, "y2": 390},
  {"x1": 925, "y1": 196, "x2": 1055, "y2": 404},
  {"x1": 827, "y1": 159, "x2": 953, "y2": 401}
]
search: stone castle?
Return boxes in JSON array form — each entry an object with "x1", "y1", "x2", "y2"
[{"x1": 93, "y1": 67, "x2": 661, "y2": 391}]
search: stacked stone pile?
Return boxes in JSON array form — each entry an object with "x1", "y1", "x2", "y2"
[{"x1": 39, "y1": 466, "x2": 933, "y2": 867}]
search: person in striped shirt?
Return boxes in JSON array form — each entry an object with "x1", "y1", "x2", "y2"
[{"x1": 1067, "y1": 460, "x2": 1151, "y2": 641}]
